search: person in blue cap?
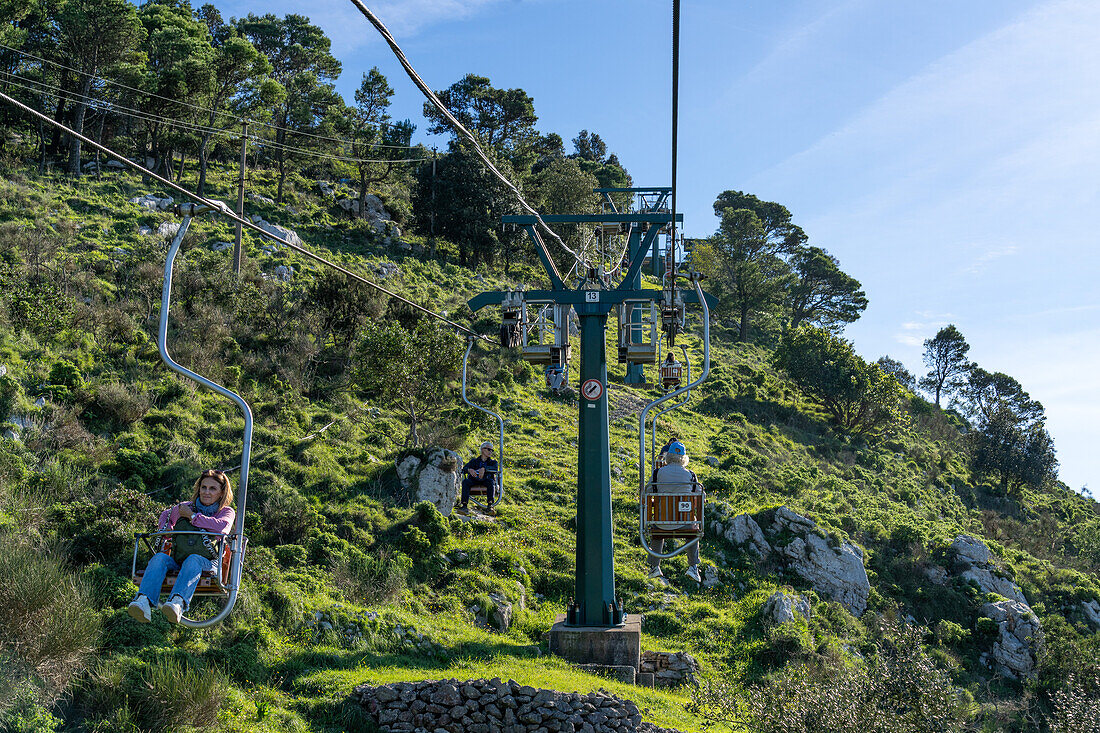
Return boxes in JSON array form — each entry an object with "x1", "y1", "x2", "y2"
[{"x1": 648, "y1": 441, "x2": 702, "y2": 582}]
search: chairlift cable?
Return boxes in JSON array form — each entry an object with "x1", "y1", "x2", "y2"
[
  {"x1": 346, "y1": 0, "x2": 584, "y2": 279},
  {"x1": 0, "y1": 89, "x2": 490, "y2": 343}
]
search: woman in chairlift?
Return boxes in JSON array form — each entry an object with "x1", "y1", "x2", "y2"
[
  {"x1": 127, "y1": 469, "x2": 236, "y2": 624},
  {"x1": 457, "y1": 441, "x2": 499, "y2": 515},
  {"x1": 647, "y1": 441, "x2": 702, "y2": 583}
]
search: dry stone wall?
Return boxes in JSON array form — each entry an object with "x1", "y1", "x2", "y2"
[{"x1": 356, "y1": 678, "x2": 686, "y2": 733}]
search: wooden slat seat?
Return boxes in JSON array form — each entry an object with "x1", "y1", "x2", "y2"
[
  {"x1": 642, "y1": 489, "x2": 704, "y2": 540},
  {"x1": 132, "y1": 543, "x2": 233, "y2": 597}
]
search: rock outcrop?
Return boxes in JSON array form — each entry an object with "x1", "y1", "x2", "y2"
[
  {"x1": 982, "y1": 599, "x2": 1043, "y2": 679},
  {"x1": 357, "y1": 678, "x2": 685, "y2": 733},
  {"x1": 129, "y1": 193, "x2": 173, "y2": 210},
  {"x1": 396, "y1": 448, "x2": 461, "y2": 517},
  {"x1": 708, "y1": 504, "x2": 870, "y2": 615},
  {"x1": 762, "y1": 591, "x2": 811, "y2": 625},
  {"x1": 950, "y1": 534, "x2": 1027, "y2": 604},
  {"x1": 249, "y1": 215, "x2": 302, "y2": 247},
  {"x1": 1081, "y1": 599, "x2": 1100, "y2": 628}
]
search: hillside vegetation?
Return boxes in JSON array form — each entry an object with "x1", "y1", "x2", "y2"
[{"x1": 1, "y1": 2, "x2": 1100, "y2": 730}]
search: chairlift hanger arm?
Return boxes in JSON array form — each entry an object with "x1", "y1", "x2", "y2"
[{"x1": 615, "y1": 224, "x2": 664, "y2": 292}]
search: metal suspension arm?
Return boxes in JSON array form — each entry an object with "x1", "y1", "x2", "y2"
[
  {"x1": 461, "y1": 339, "x2": 505, "y2": 506},
  {"x1": 159, "y1": 215, "x2": 252, "y2": 628},
  {"x1": 638, "y1": 275, "x2": 710, "y2": 559},
  {"x1": 650, "y1": 345, "x2": 692, "y2": 473}
]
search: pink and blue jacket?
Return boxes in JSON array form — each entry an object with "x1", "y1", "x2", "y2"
[{"x1": 156, "y1": 502, "x2": 236, "y2": 535}]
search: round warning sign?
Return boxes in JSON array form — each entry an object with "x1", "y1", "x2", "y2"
[{"x1": 581, "y1": 379, "x2": 604, "y2": 401}]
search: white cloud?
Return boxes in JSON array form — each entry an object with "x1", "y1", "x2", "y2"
[
  {"x1": 961, "y1": 245, "x2": 1019, "y2": 275},
  {"x1": 895, "y1": 313, "x2": 953, "y2": 347}
]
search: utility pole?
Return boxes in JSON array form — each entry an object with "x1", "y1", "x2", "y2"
[
  {"x1": 429, "y1": 147, "x2": 437, "y2": 256},
  {"x1": 232, "y1": 120, "x2": 249, "y2": 277},
  {"x1": 468, "y1": 205, "x2": 715, "y2": 632}
]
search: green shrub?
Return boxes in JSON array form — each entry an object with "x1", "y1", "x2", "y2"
[
  {"x1": 414, "y1": 501, "x2": 449, "y2": 547},
  {"x1": 0, "y1": 373, "x2": 18, "y2": 418},
  {"x1": 0, "y1": 536, "x2": 100, "y2": 693}
]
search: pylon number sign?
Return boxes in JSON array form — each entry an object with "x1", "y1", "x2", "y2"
[{"x1": 581, "y1": 379, "x2": 604, "y2": 401}]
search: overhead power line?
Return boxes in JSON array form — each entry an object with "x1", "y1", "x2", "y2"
[
  {"x1": 0, "y1": 40, "x2": 421, "y2": 151},
  {"x1": 0, "y1": 88, "x2": 489, "y2": 343},
  {"x1": 0, "y1": 71, "x2": 429, "y2": 165}
]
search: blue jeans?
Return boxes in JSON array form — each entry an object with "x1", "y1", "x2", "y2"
[{"x1": 137, "y1": 552, "x2": 216, "y2": 610}]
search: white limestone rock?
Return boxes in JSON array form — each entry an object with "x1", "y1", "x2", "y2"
[
  {"x1": 951, "y1": 534, "x2": 1027, "y2": 604},
  {"x1": 762, "y1": 591, "x2": 811, "y2": 625},
  {"x1": 416, "y1": 447, "x2": 460, "y2": 517},
  {"x1": 770, "y1": 507, "x2": 869, "y2": 616},
  {"x1": 1081, "y1": 599, "x2": 1100, "y2": 628},
  {"x1": 273, "y1": 265, "x2": 295, "y2": 281},
  {"x1": 982, "y1": 599, "x2": 1042, "y2": 679},
  {"x1": 250, "y1": 216, "x2": 301, "y2": 247},
  {"x1": 129, "y1": 193, "x2": 173, "y2": 211},
  {"x1": 720, "y1": 513, "x2": 771, "y2": 559},
  {"x1": 157, "y1": 221, "x2": 180, "y2": 239},
  {"x1": 211, "y1": 241, "x2": 233, "y2": 252},
  {"x1": 249, "y1": 191, "x2": 275, "y2": 205},
  {"x1": 395, "y1": 454, "x2": 421, "y2": 492},
  {"x1": 951, "y1": 534, "x2": 993, "y2": 566}
]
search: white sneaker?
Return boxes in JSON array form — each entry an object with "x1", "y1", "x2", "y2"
[
  {"x1": 127, "y1": 595, "x2": 152, "y2": 623},
  {"x1": 161, "y1": 596, "x2": 184, "y2": 624},
  {"x1": 685, "y1": 565, "x2": 701, "y2": 583},
  {"x1": 647, "y1": 567, "x2": 664, "y2": 579}
]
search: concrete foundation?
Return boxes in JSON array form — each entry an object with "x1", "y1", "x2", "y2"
[{"x1": 548, "y1": 614, "x2": 641, "y2": 670}]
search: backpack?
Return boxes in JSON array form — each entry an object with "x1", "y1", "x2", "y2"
[{"x1": 155, "y1": 508, "x2": 222, "y2": 564}]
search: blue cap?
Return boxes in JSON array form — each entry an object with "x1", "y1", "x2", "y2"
[{"x1": 666, "y1": 441, "x2": 686, "y2": 456}]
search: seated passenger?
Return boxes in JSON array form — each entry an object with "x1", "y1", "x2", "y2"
[
  {"x1": 457, "y1": 441, "x2": 498, "y2": 514},
  {"x1": 127, "y1": 469, "x2": 235, "y2": 624},
  {"x1": 647, "y1": 441, "x2": 702, "y2": 583}
]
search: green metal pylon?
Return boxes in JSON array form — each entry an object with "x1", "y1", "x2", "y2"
[{"x1": 468, "y1": 202, "x2": 714, "y2": 628}]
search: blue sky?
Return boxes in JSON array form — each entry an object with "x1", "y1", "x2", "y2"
[{"x1": 217, "y1": 0, "x2": 1099, "y2": 495}]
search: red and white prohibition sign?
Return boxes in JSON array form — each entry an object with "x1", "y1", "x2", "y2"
[{"x1": 581, "y1": 378, "x2": 604, "y2": 401}]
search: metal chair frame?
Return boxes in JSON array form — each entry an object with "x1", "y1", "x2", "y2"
[
  {"x1": 461, "y1": 339, "x2": 505, "y2": 510},
  {"x1": 131, "y1": 530, "x2": 249, "y2": 596},
  {"x1": 135, "y1": 204, "x2": 252, "y2": 628}
]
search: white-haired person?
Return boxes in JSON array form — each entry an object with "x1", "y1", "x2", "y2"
[
  {"x1": 457, "y1": 441, "x2": 499, "y2": 515},
  {"x1": 647, "y1": 441, "x2": 702, "y2": 582}
]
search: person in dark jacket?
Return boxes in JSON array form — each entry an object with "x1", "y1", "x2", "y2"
[{"x1": 457, "y1": 441, "x2": 498, "y2": 514}]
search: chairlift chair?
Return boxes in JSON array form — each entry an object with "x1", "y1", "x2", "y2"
[
  {"x1": 129, "y1": 204, "x2": 252, "y2": 628},
  {"x1": 461, "y1": 339, "x2": 505, "y2": 510},
  {"x1": 640, "y1": 481, "x2": 705, "y2": 559}
]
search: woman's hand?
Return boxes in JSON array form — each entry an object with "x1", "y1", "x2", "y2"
[{"x1": 179, "y1": 502, "x2": 194, "y2": 519}]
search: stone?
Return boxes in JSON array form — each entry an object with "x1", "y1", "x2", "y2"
[
  {"x1": 762, "y1": 591, "x2": 811, "y2": 625},
  {"x1": 157, "y1": 221, "x2": 180, "y2": 239},
  {"x1": 106, "y1": 159, "x2": 126, "y2": 169},
  {"x1": 211, "y1": 241, "x2": 233, "y2": 252},
  {"x1": 129, "y1": 193, "x2": 173, "y2": 210},
  {"x1": 573, "y1": 664, "x2": 636, "y2": 685},
  {"x1": 34, "y1": 397, "x2": 45, "y2": 408},
  {"x1": 396, "y1": 454, "x2": 422, "y2": 492},
  {"x1": 251, "y1": 216, "x2": 302, "y2": 247},
  {"x1": 0, "y1": 365, "x2": 5, "y2": 377},
  {"x1": 700, "y1": 566, "x2": 721, "y2": 589},
  {"x1": 1081, "y1": 599, "x2": 1100, "y2": 628},
  {"x1": 487, "y1": 592, "x2": 513, "y2": 632},
  {"x1": 249, "y1": 191, "x2": 275, "y2": 205},
  {"x1": 721, "y1": 513, "x2": 771, "y2": 558},
  {"x1": 982, "y1": 599, "x2": 1043, "y2": 679},
  {"x1": 949, "y1": 534, "x2": 1027, "y2": 604},
  {"x1": 431, "y1": 683, "x2": 462, "y2": 707},
  {"x1": 416, "y1": 448, "x2": 460, "y2": 517},
  {"x1": 374, "y1": 261, "x2": 401, "y2": 279},
  {"x1": 951, "y1": 534, "x2": 993, "y2": 566},
  {"x1": 316, "y1": 180, "x2": 336, "y2": 196},
  {"x1": 768, "y1": 507, "x2": 869, "y2": 615},
  {"x1": 960, "y1": 566, "x2": 1027, "y2": 604},
  {"x1": 922, "y1": 564, "x2": 948, "y2": 585},
  {"x1": 704, "y1": 456, "x2": 719, "y2": 468},
  {"x1": 273, "y1": 265, "x2": 295, "y2": 281}
]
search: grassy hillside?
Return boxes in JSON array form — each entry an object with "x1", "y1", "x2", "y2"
[{"x1": 1, "y1": 163, "x2": 1099, "y2": 732}]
